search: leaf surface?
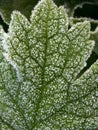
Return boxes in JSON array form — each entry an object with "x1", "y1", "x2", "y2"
[{"x1": 0, "y1": 0, "x2": 98, "y2": 129}]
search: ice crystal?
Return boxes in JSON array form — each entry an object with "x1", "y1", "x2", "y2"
[{"x1": 0, "y1": 0, "x2": 98, "y2": 129}]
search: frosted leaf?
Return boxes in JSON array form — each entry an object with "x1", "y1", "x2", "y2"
[{"x1": 0, "y1": 0, "x2": 98, "y2": 129}]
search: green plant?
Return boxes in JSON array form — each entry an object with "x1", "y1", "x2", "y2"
[{"x1": 0, "y1": 0, "x2": 98, "y2": 129}]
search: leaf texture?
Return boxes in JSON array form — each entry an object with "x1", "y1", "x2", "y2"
[{"x1": 0, "y1": 0, "x2": 98, "y2": 129}]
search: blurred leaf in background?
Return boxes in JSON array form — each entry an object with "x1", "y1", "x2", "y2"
[
  {"x1": 63, "y1": 0, "x2": 97, "y2": 16},
  {"x1": 91, "y1": 27, "x2": 98, "y2": 55},
  {"x1": 0, "y1": 0, "x2": 39, "y2": 23}
]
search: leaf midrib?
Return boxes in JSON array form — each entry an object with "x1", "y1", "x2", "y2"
[
  {"x1": 32, "y1": 0, "x2": 51, "y2": 128},
  {"x1": 32, "y1": 4, "x2": 89, "y2": 129}
]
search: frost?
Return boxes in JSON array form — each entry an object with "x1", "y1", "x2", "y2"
[{"x1": 0, "y1": 0, "x2": 98, "y2": 129}]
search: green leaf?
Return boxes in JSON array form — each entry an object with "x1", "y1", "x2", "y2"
[{"x1": 0, "y1": 0, "x2": 98, "y2": 129}]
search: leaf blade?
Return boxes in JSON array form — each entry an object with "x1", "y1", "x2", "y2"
[{"x1": 0, "y1": 0, "x2": 98, "y2": 129}]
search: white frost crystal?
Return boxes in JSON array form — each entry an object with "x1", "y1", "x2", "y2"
[{"x1": 0, "y1": 0, "x2": 98, "y2": 129}]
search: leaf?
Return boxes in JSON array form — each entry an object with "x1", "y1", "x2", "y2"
[
  {"x1": 0, "y1": 0, "x2": 98, "y2": 129},
  {"x1": 70, "y1": 18, "x2": 98, "y2": 56}
]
